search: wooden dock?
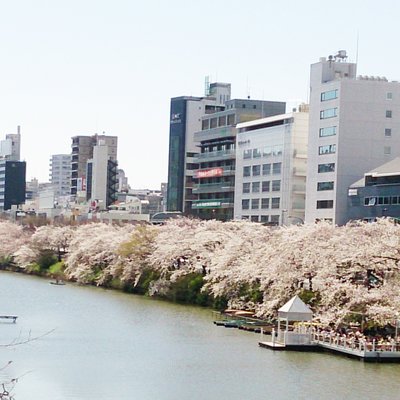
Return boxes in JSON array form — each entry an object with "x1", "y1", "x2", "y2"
[
  {"x1": 259, "y1": 332, "x2": 400, "y2": 362},
  {"x1": 0, "y1": 315, "x2": 17, "y2": 323}
]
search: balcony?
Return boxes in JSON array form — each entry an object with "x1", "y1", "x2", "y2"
[
  {"x1": 192, "y1": 198, "x2": 234, "y2": 209},
  {"x1": 193, "y1": 149, "x2": 235, "y2": 163},
  {"x1": 192, "y1": 182, "x2": 234, "y2": 194},
  {"x1": 195, "y1": 166, "x2": 235, "y2": 179},
  {"x1": 194, "y1": 126, "x2": 236, "y2": 142}
]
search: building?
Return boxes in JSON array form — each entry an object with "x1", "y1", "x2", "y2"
[
  {"x1": 0, "y1": 126, "x2": 21, "y2": 161},
  {"x1": 71, "y1": 134, "x2": 118, "y2": 199},
  {"x1": 305, "y1": 50, "x2": 400, "y2": 225},
  {"x1": 0, "y1": 160, "x2": 26, "y2": 211},
  {"x1": 166, "y1": 82, "x2": 231, "y2": 212},
  {"x1": 347, "y1": 157, "x2": 400, "y2": 222},
  {"x1": 234, "y1": 110, "x2": 308, "y2": 225},
  {"x1": 192, "y1": 98, "x2": 286, "y2": 221},
  {"x1": 86, "y1": 141, "x2": 118, "y2": 210},
  {"x1": 50, "y1": 154, "x2": 71, "y2": 199}
]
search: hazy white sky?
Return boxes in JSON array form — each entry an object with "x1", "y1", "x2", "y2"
[{"x1": 1, "y1": 0, "x2": 400, "y2": 188}]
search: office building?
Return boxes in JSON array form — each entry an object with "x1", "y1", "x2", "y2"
[
  {"x1": 50, "y1": 154, "x2": 71, "y2": 199},
  {"x1": 234, "y1": 109, "x2": 308, "y2": 225},
  {"x1": 166, "y1": 82, "x2": 231, "y2": 212},
  {"x1": 347, "y1": 157, "x2": 400, "y2": 222},
  {"x1": 192, "y1": 98, "x2": 286, "y2": 221},
  {"x1": 305, "y1": 51, "x2": 400, "y2": 225},
  {"x1": 86, "y1": 141, "x2": 118, "y2": 210},
  {"x1": 71, "y1": 134, "x2": 118, "y2": 198},
  {"x1": 0, "y1": 160, "x2": 26, "y2": 211}
]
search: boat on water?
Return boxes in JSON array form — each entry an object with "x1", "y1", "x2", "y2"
[{"x1": 50, "y1": 280, "x2": 66, "y2": 286}]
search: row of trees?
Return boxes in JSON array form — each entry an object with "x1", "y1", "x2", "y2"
[{"x1": 2, "y1": 218, "x2": 400, "y2": 328}]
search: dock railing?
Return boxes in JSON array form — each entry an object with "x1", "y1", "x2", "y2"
[{"x1": 312, "y1": 330, "x2": 400, "y2": 353}]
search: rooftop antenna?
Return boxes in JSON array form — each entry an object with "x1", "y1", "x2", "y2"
[
  {"x1": 356, "y1": 31, "x2": 359, "y2": 66},
  {"x1": 204, "y1": 76, "x2": 210, "y2": 96}
]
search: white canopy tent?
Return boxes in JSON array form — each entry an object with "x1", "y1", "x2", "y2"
[{"x1": 277, "y1": 295, "x2": 313, "y2": 334}]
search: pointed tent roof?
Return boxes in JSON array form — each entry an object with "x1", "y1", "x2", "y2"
[{"x1": 278, "y1": 295, "x2": 313, "y2": 322}]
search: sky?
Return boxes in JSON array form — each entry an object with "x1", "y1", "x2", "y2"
[{"x1": 1, "y1": 0, "x2": 400, "y2": 189}]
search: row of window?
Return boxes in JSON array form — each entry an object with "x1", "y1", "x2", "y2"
[
  {"x1": 242, "y1": 215, "x2": 280, "y2": 223},
  {"x1": 243, "y1": 145, "x2": 283, "y2": 159},
  {"x1": 316, "y1": 200, "x2": 333, "y2": 209},
  {"x1": 319, "y1": 126, "x2": 336, "y2": 137},
  {"x1": 243, "y1": 180, "x2": 281, "y2": 193},
  {"x1": 319, "y1": 144, "x2": 336, "y2": 155},
  {"x1": 320, "y1": 108, "x2": 337, "y2": 119},
  {"x1": 242, "y1": 197, "x2": 280, "y2": 210},
  {"x1": 243, "y1": 163, "x2": 282, "y2": 177},
  {"x1": 318, "y1": 163, "x2": 335, "y2": 173},
  {"x1": 202, "y1": 114, "x2": 235, "y2": 130},
  {"x1": 364, "y1": 196, "x2": 400, "y2": 206}
]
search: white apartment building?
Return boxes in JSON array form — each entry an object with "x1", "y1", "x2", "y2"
[
  {"x1": 50, "y1": 154, "x2": 71, "y2": 198},
  {"x1": 234, "y1": 111, "x2": 308, "y2": 225},
  {"x1": 305, "y1": 51, "x2": 400, "y2": 225}
]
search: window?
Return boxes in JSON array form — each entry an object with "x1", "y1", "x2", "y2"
[
  {"x1": 272, "y1": 180, "x2": 281, "y2": 191},
  {"x1": 261, "y1": 198, "x2": 270, "y2": 209},
  {"x1": 378, "y1": 196, "x2": 390, "y2": 205},
  {"x1": 384, "y1": 146, "x2": 391, "y2": 155},
  {"x1": 273, "y1": 145, "x2": 283, "y2": 156},
  {"x1": 263, "y1": 146, "x2": 272, "y2": 157},
  {"x1": 392, "y1": 196, "x2": 400, "y2": 205},
  {"x1": 242, "y1": 199, "x2": 250, "y2": 210},
  {"x1": 320, "y1": 108, "x2": 337, "y2": 119},
  {"x1": 319, "y1": 126, "x2": 337, "y2": 137},
  {"x1": 318, "y1": 163, "x2": 335, "y2": 173},
  {"x1": 260, "y1": 215, "x2": 269, "y2": 223},
  {"x1": 251, "y1": 198, "x2": 260, "y2": 209},
  {"x1": 242, "y1": 182, "x2": 250, "y2": 193},
  {"x1": 210, "y1": 118, "x2": 218, "y2": 128},
  {"x1": 364, "y1": 197, "x2": 376, "y2": 206},
  {"x1": 252, "y1": 165, "x2": 261, "y2": 176},
  {"x1": 317, "y1": 181, "x2": 334, "y2": 191},
  {"x1": 202, "y1": 120, "x2": 209, "y2": 130},
  {"x1": 252, "y1": 182, "x2": 260, "y2": 193},
  {"x1": 253, "y1": 148, "x2": 261, "y2": 158},
  {"x1": 316, "y1": 200, "x2": 333, "y2": 209},
  {"x1": 243, "y1": 166, "x2": 251, "y2": 177},
  {"x1": 385, "y1": 128, "x2": 392, "y2": 137},
  {"x1": 251, "y1": 215, "x2": 259, "y2": 222},
  {"x1": 262, "y1": 181, "x2": 270, "y2": 192},
  {"x1": 243, "y1": 149, "x2": 252, "y2": 159},
  {"x1": 319, "y1": 144, "x2": 336, "y2": 155},
  {"x1": 270, "y1": 215, "x2": 280, "y2": 224},
  {"x1": 386, "y1": 110, "x2": 392, "y2": 118},
  {"x1": 218, "y1": 116, "x2": 226, "y2": 127},
  {"x1": 253, "y1": 104, "x2": 257, "y2": 109},
  {"x1": 321, "y1": 89, "x2": 338, "y2": 101},
  {"x1": 227, "y1": 114, "x2": 235, "y2": 125},
  {"x1": 387, "y1": 92, "x2": 393, "y2": 100},
  {"x1": 271, "y1": 197, "x2": 280, "y2": 209},
  {"x1": 262, "y1": 164, "x2": 271, "y2": 175},
  {"x1": 272, "y1": 162, "x2": 282, "y2": 174}
]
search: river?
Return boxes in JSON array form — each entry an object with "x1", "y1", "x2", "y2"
[{"x1": 0, "y1": 271, "x2": 399, "y2": 399}]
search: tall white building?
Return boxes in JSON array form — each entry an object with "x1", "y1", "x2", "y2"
[
  {"x1": 234, "y1": 110, "x2": 308, "y2": 225},
  {"x1": 305, "y1": 51, "x2": 400, "y2": 225},
  {"x1": 0, "y1": 126, "x2": 21, "y2": 161},
  {"x1": 86, "y1": 141, "x2": 118, "y2": 210},
  {"x1": 49, "y1": 154, "x2": 71, "y2": 198}
]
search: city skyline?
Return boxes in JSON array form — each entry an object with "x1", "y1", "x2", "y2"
[{"x1": 1, "y1": 0, "x2": 400, "y2": 188}]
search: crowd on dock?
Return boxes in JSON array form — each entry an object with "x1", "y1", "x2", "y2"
[{"x1": 310, "y1": 327, "x2": 400, "y2": 352}]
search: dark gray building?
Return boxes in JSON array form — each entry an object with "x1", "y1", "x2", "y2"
[
  {"x1": 0, "y1": 160, "x2": 26, "y2": 211},
  {"x1": 347, "y1": 158, "x2": 400, "y2": 222}
]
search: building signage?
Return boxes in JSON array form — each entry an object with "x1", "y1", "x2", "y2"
[
  {"x1": 195, "y1": 167, "x2": 223, "y2": 179},
  {"x1": 192, "y1": 201, "x2": 222, "y2": 209}
]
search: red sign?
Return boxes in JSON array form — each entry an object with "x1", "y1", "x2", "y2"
[{"x1": 195, "y1": 167, "x2": 223, "y2": 179}]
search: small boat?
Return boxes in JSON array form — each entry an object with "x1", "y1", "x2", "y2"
[{"x1": 50, "y1": 280, "x2": 66, "y2": 286}]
